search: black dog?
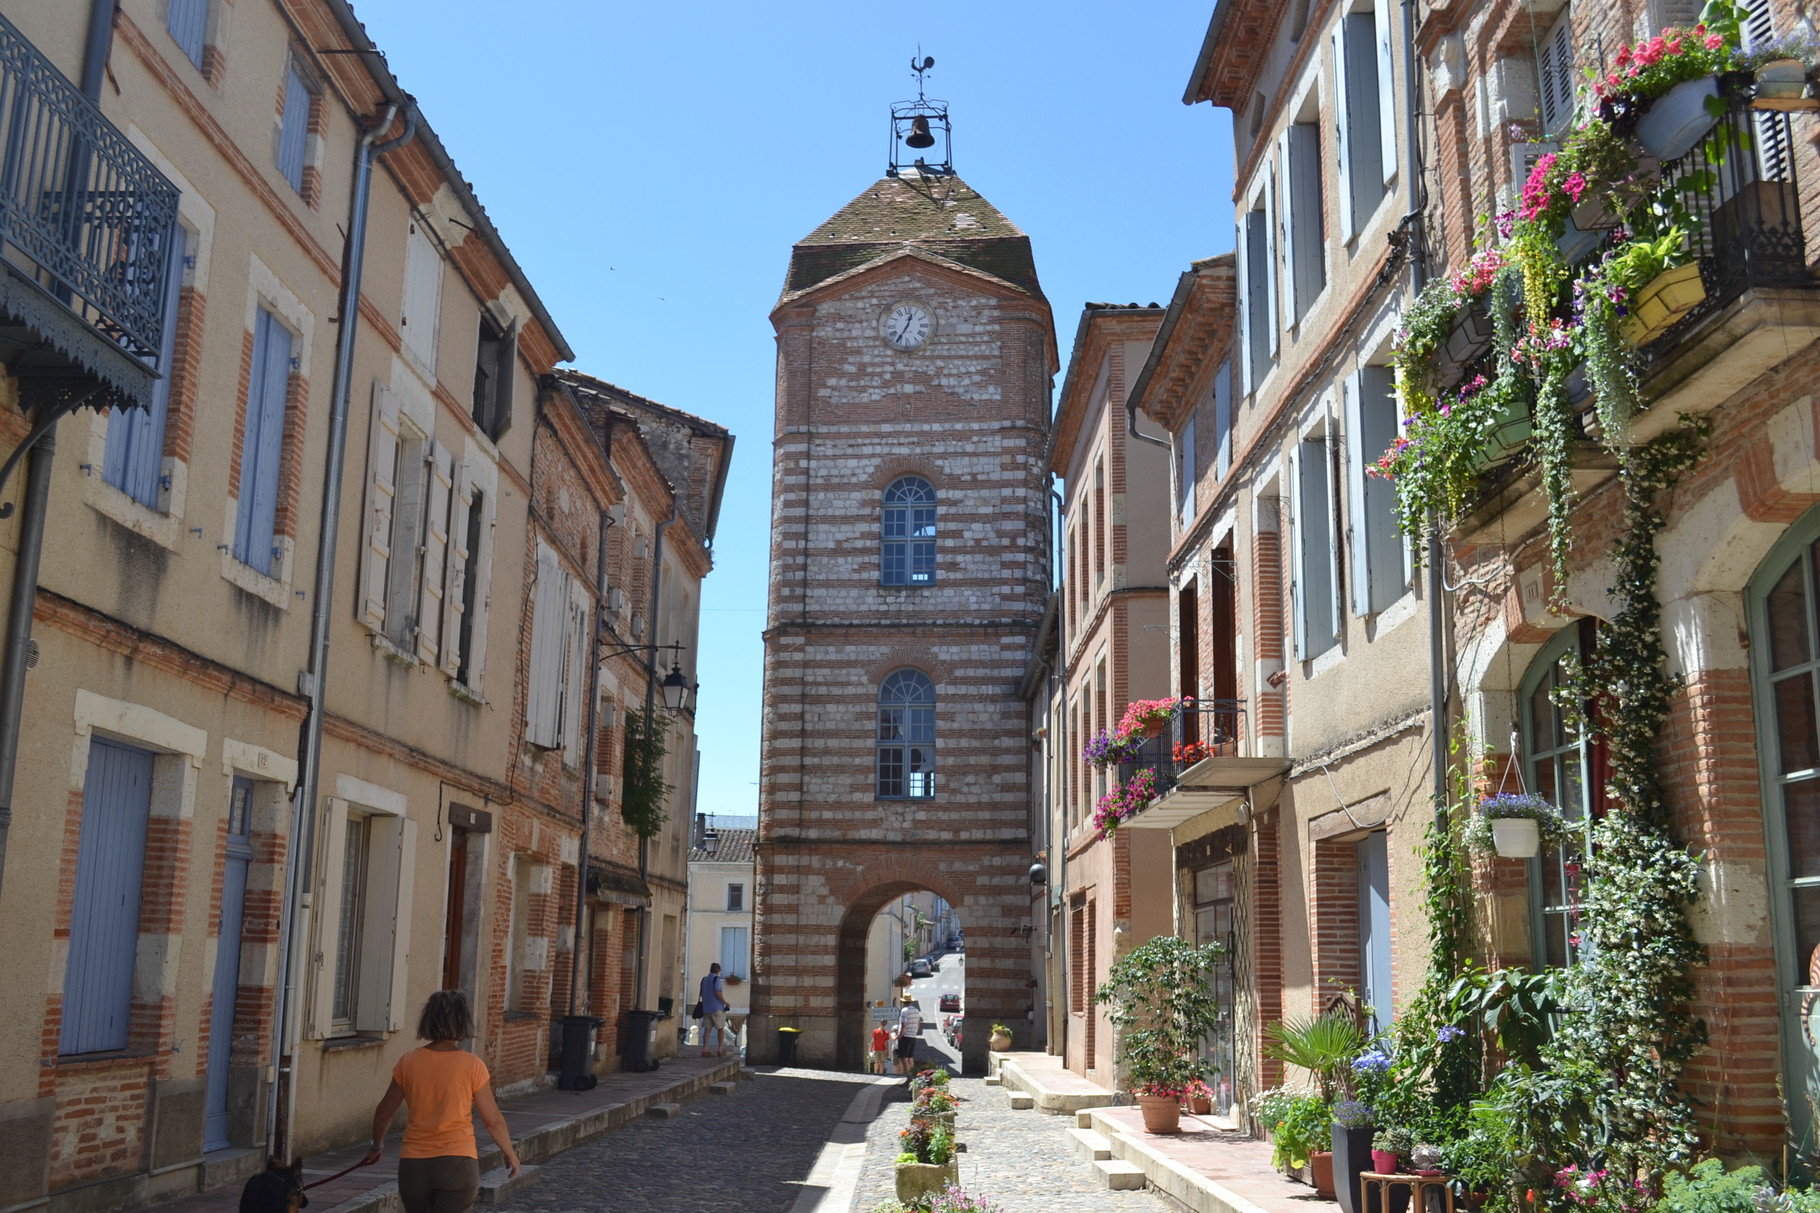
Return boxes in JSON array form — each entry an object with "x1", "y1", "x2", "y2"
[{"x1": 239, "y1": 1157, "x2": 309, "y2": 1213}]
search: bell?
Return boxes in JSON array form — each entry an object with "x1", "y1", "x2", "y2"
[{"x1": 904, "y1": 116, "x2": 935, "y2": 149}]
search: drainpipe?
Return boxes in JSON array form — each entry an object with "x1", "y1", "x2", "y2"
[
  {"x1": 570, "y1": 488, "x2": 615, "y2": 1016},
  {"x1": 269, "y1": 102, "x2": 413, "y2": 1163},
  {"x1": 634, "y1": 509, "x2": 678, "y2": 1009},
  {"x1": 0, "y1": 0, "x2": 118, "y2": 912},
  {"x1": 1126, "y1": 392, "x2": 1172, "y2": 451}
]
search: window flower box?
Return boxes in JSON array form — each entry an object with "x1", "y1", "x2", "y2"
[
  {"x1": 1753, "y1": 60, "x2": 1818, "y2": 110},
  {"x1": 1618, "y1": 262, "x2": 1707, "y2": 346},
  {"x1": 1634, "y1": 75, "x2": 1720, "y2": 159},
  {"x1": 1437, "y1": 305, "x2": 1495, "y2": 383}
]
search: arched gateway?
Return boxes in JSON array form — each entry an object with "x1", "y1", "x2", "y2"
[{"x1": 748, "y1": 167, "x2": 1057, "y2": 1073}]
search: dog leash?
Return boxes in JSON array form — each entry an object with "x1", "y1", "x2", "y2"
[{"x1": 302, "y1": 1157, "x2": 376, "y2": 1191}]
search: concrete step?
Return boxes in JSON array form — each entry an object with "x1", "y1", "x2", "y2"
[
  {"x1": 1075, "y1": 1109, "x2": 1096, "y2": 1129},
  {"x1": 1094, "y1": 1160, "x2": 1146, "y2": 1191},
  {"x1": 1007, "y1": 1094, "x2": 1034, "y2": 1110},
  {"x1": 478, "y1": 1164, "x2": 541, "y2": 1204},
  {"x1": 648, "y1": 1102, "x2": 683, "y2": 1118},
  {"x1": 983, "y1": 1075, "x2": 1002, "y2": 1086},
  {"x1": 709, "y1": 1082, "x2": 737, "y2": 1095},
  {"x1": 1067, "y1": 1127, "x2": 1113, "y2": 1162}
]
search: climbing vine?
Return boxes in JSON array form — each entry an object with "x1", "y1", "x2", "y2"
[{"x1": 622, "y1": 706, "x2": 674, "y2": 839}]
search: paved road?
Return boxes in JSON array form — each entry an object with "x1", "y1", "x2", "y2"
[
  {"x1": 852, "y1": 1075, "x2": 1172, "y2": 1213},
  {"x1": 497, "y1": 1067, "x2": 872, "y2": 1213}
]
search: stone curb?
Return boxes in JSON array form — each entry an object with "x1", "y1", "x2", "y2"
[{"x1": 1088, "y1": 1109, "x2": 1276, "y2": 1213}]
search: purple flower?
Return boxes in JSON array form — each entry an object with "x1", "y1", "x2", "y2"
[
  {"x1": 1437, "y1": 1025, "x2": 1465, "y2": 1043},
  {"x1": 1352, "y1": 1048, "x2": 1392, "y2": 1073}
]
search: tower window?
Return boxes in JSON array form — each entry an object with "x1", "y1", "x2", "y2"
[
  {"x1": 881, "y1": 476, "x2": 936, "y2": 586},
  {"x1": 877, "y1": 669, "x2": 935, "y2": 799}
]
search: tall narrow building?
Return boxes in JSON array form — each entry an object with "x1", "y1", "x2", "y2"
[{"x1": 751, "y1": 163, "x2": 1057, "y2": 1071}]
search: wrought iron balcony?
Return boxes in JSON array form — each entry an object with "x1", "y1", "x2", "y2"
[
  {"x1": 1114, "y1": 700, "x2": 1286, "y2": 831},
  {"x1": 0, "y1": 10, "x2": 179, "y2": 399}
]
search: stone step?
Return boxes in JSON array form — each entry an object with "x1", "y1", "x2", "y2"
[
  {"x1": 983, "y1": 1075, "x2": 1002, "y2": 1086},
  {"x1": 1007, "y1": 1093, "x2": 1034, "y2": 1110},
  {"x1": 478, "y1": 1164, "x2": 541, "y2": 1204},
  {"x1": 1094, "y1": 1160, "x2": 1147, "y2": 1191},
  {"x1": 1075, "y1": 1109, "x2": 1096, "y2": 1129},
  {"x1": 709, "y1": 1082, "x2": 737, "y2": 1095},
  {"x1": 648, "y1": 1102, "x2": 683, "y2": 1118},
  {"x1": 1067, "y1": 1127, "x2": 1112, "y2": 1162}
]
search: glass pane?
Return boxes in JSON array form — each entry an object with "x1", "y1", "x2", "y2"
[
  {"x1": 912, "y1": 507, "x2": 936, "y2": 538},
  {"x1": 228, "y1": 782, "x2": 250, "y2": 837},
  {"x1": 882, "y1": 543, "x2": 905, "y2": 585},
  {"x1": 1776, "y1": 672, "x2": 1820, "y2": 775},
  {"x1": 883, "y1": 508, "x2": 907, "y2": 540},
  {"x1": 1768, "y1": 559, "x2": 1812, "y2": 672},
  {"x1": 1785, "y1": 778, "x2": 1820, "y2": 880},
  {"x1": 878, "y1": 749, "x2": 904, "y2": 797},
  {"x1": 333, "y1": 819, "x2": 363, "y2": 1021},
  {"x1": 911, "y1": 541, "x2": 935, "y2": 583},
  {"x1": 1194, "y1": 907, "x2": 1219, "y2": 943},
  {"x1": 878, "y1": 708, "x2": 904, "y2": 743},
  {"x1": 1558, "y1": 753, "x2": 1586, "y2": 816},
  {"x1": 1794, "y1": 885, "x2": 1820, "y2": 984},
  {"x1": 1532, "y1": 751, "x2": 1559, "y2": 805},
  {"x1": 1540, "y1": 849, "x2": 1567, "y2": 910},
  {"x1": 1542, "y1": 908, "x2": 1571, "y2": 968},
  {"x1": 908, "y1": 706, "x2": 934, "y2": 744}
]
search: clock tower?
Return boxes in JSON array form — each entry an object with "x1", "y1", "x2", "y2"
[{"x1": 750, "y1": 164, "x2": 1058, "y2": 1072}]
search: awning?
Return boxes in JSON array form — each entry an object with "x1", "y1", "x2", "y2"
[
  {"x1": 1, "y1": 260, "x2": 155, "y2": 413},
  {"x1": 588, "y1": 865, "x2": 652, "y2": 907},
  {"x1": 1124, "y1": 754, "x2": 1290, "y2": 831}
]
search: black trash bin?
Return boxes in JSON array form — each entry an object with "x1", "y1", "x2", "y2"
[
  {"x1": 557, "y1": 1015, "x2": 601, "y2": 1090},
  {"x1": 776, "y1": 1025, "x2": 802, "y2": 1066},
  {"x1": 623, "y1": 1009, "x2": 661, "y2": 1073}
]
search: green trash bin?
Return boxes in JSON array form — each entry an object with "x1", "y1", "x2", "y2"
[{"x1": 776, "y1": 1025, "x2": 803, "y2": 1066}]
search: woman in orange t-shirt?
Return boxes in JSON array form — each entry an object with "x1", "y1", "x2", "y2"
[{"x1": 363, "y1": 991, "x2": 520, "y2": 1213}]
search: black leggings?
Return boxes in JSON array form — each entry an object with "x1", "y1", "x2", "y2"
[{"x1": 397, "y1": 1156, "x2": 480, "y2": 1213}]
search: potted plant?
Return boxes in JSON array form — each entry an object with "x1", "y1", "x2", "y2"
[
  {"x1": 914, "y1": 1085, "x2": 959, "y2": 1128},
  {"x1": 1739, "y1": 31, "x2": 1820, "y2": 109},
  {"x1": 989, "y1": 1023, "x2": 1013, "y2": 1052},
  {"x1": 1591, "y1": 27, "x2": 1735, "y2": 159},
  {"x1": 1095, "y1": 935, "x2": 1227, "y2": 1135},
  {"x1": 1333, "y1": 1099, "x2": 1377, "y2": 1209},
  {"x1": 1092, "y1": 767, "x2": 1159, "y2": 837},
  {"x1": 1117, "y1": 697, "x2": 1187, "y2": 740},
  {"x1": 1186, "y1": 1076, "x2": 1215, "y2": 1115},
  {"x1": 1604, "y1": 227, "x2": 1704, "y2": 346},
  {"x1": 1464, "y1": 793, "x2": 1572, "y2": 859},
  {"x1": 1256, "y1": 1088, "x2": 1336, "y2": 1193},
  {"x1": 1263, "y1": 1012, "x2": 1368, "y2": 1210},
  {"x1": 894, "y1": 1115, "x2": 958, "y2": 1205},
  {"x1": 1372, "y1": 1125, "x2": 1413, "y2": 1175},
  {"x1": 1082, "y1": 727, "x2": 1142, "y2": 769}
]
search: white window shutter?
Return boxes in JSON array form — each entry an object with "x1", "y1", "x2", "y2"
[
  {"x1": 561, "y1": 577, "x2": 589, "y2": 767},
  {"x1": 1236, "y1": 222, "x2": 1253, "y2": 394},
  {"x1": 416, "y1": 443, "x2": 454, "y2": 664},
  {"x1": 441, "y1": 465, "x2": 476, "y2": 677},
  {"x1": 1278, "y1": 132, "x2": 1297, "y2": 324},
  {"x1": 387, "y1": 818, "x2": 416, "y2": 1031},
  {"x1": 1289, "y1": 443, "x2": 1308, "y2": 661},
  {"x1": 401, "y1": 224, "x2": 444, "y2": 369},
  {"x1": 358, "y1": 385, "x2": 399, "y2": 631},
  {"x1": 1343, "y1": 372, "x2": 1373, "y2": 617},
  {"x1": 1375, "y1": 0, "x2": 1398, "y2": 184},
  {"x1": 527, "y1": 541, "x2": 564, "y2": 747},
  {"x1": 1323, "y1": 431, "x2": 1345, "y2": 641},
  {"x1": 1333, "y1": 25, "x2": 1355, "y2": 243},
  {"x1": 1264, "y1": 168, "x2": 1280, "y2": 359},
  {"x1": 466, "y1": 493, "x2": 497, "y2": 692},
  {"x1": 308, "y1": 798, "x2": 351, "y2": 1039},
  {"x1": 387, "y1": 437, "x2": 429, "y2": 639},
  {"x1": 1215, "y1": 361, "x2": 1233, "y2": 479},
  {"x1": 1180, "y1": 413, "x2": 1197, "y2": 525},
  {"x1": 1359, "y1": 366, "x2": 1407, "y2": 609},
  {"x1": 354, "y1": 815, "x2": 412, "y2": 1032}
]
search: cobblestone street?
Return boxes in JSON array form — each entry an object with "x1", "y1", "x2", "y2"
[{"x1": 852, "y1": 1075, "x2": 1173, "y2": 1213}]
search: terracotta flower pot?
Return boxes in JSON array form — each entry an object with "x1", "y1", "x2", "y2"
[
  {"x1": 1140, "y1": 719, "x2": 1166, "y2": 739},
  {"x1": 989, "y1": 1029, "x2": 1012, "y2": 1052},
  {"x1": 1137, "y1": 1094, "x2": 1182, "y2": 1134},
  {"x1": 1619, "y1": 262, "x2": 1707, "y2": 346},
  {"x1": 1189, "y1": 1095, "x2": 1213, "y2": 1115},
  {"x1": 1310, "y1": 1150, "x2": 1336, "y2": 1198}
]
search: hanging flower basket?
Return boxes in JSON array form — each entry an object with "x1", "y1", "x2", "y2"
[
  {"x1": 1634, "y1": 75, "x2": 1720, "y2": 159},
  {"x1": 1618, "y1": 262, "x2": 1706, "y2": 346},
  {"x1": 1491, "y1": 818, "x2": 1542, "y2": 858},
  {"x1": 1464, "y1": 793, "x2": 1572, "y2": 858},
  {"x1": 1436, "y1": 304, "x2": 1496, "y2": 383}
]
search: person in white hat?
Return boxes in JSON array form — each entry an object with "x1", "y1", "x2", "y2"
[{"x1": 894, "y1": 993, "x2": 923, "y2": 1075}]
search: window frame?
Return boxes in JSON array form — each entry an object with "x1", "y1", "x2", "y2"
[
  {"x1": 276, "y1": 62, "x2": 313, "y2": 195},
  {"x1": 233, "y1": 305, "x2": 294, "y2": 575},
  {"x1": 876, "y1": 668, "x2": 936, "y2": 800},
  {"x1": 1520, "y1": 624, "x2": 1599, "y2": 968},
  {"x1": 879, "y1": 476, "x2": 937, "y2": 588},
  {"x1": 104, "y1": 222, "x2": 190, "y2": 509},
  {"x1": 726, "y1": 882, "x2": 745, "y2": 913},
  {"x1": 166, "y1": 0, "x2": 209, "y2": 69}
]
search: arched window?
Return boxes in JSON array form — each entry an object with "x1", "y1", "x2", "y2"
[
  {"x1": 881, "y1": 476, "x2": 937, "y2": 586},
  {"x1": 1519, "y1": 623, "x2": 1602, "y2": 968},
  {"x1": 877, "y1": 669, "x2": 935, "y2": 798}
]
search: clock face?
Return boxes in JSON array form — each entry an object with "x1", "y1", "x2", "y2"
[{"x1": 883, "y1": 302, "x2": 934, "y2": 351}]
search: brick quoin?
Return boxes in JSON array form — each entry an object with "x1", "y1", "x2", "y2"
[{"x1": 753, "y1": 175, "x2": 1057, "y2": 1073}]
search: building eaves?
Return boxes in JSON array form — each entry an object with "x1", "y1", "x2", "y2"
[
  {"x1": 1129, "y1": 255, "x2": 1237, "y2": 433},
  {"x1": 323, "y1": 0, "x2": 573, "y2": 362},
  {"x1": 1047, "y1": 302, "x2": 1166, "y2": 474},
  {"x1": 1182, "y1": 0, "x2": 1288, "y2": 110}
]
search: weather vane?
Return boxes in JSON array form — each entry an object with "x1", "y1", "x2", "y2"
[{"x1": 887, "y1": 47, "x2": 952, "y2": 178}]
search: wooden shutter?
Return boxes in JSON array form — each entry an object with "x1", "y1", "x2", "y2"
[
  {"x1": 1278, "y1": 131, "x2": 1298, "y2": 323},
  {"x1": 1538, "y1": 13, "x2": 1575, "y2": 134},
  {"x1": 1289, "y1": 124, "x2": 1326, "y2": 309},
  {"x1": 1358, "y1": 366, "x2": 1405, "y2": 609},
  {"x1": 1333, "y1": 24, "x2": 1355, "y2": 243},
  {"x1": 167, "y1": 0, "x2": 207, "y2": 67},
  {"x1": 62, "y1": 740, "x2": 154, "y2": 1054},
  {"x1": 416, "y1": 443, "x2": 454, "y2": 663},
  {"x1": 1214, "y1": 360, "x2": 1233, "y2": 479},
  {"x1": 1324, "y1": 429, "x2": 1345, "y2": 642},
  {"x1": 561, "y1": 578, "x2": 589, "y2": 766},
  {"x1": 356, "y1": 815, "x2": 414, "y2": 1032},
  {"x1": 1295, "y1": 433, "x2": 1338, "y2": 656},
  {"x1": 1344, "y1": 372, "x2": 1372, "y2": 618},
  {"x1": 1264, "y1": 167, "x2": 1280, "y2": 359},
  {"x1": 358, "y1": 383, "x2": 400, "y2": 630},
  {"x1": 278, "y1": 67, "x2": 310, "y2": 191},
  {"x1": 1374, "y1": 0, "x2": 1398, "y2": 182},
  {"x1": 1244, "y1": 212, "x2": 1270, "y2": 383},
  {"x1": 492, "y1": 324, "x2": 518, "y2": 439},
  {"x1": 1744, "y1": 3, "x2": 1790, "y2": 178},
  {"x1": 401, "y1": 224, "x2": 443, "y2": 369},
  {"x1": 441, "y1": 464, "x2": 476, "y2": 676},
  {"x1": 235, "y1": 309, "x2": 291, "y2": 574},
  {"x1": 1180, "y1": 412, "x2": 1197, "y2": 525},
  {"x1": 1236, "y1": 221, "x2": 1253, "y2": 393},
  {"x1": 1343, "y1": 13, "x2": 1386, "y2": 233},
  {"x1": 527, "y1": 542, "x2": 565, "y2": 747},
  {"x1": 308, "y1": 798, "x2": 351, "y2": 1039}
]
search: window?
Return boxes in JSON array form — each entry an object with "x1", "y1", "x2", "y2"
[
  {"x1": 234, "y1": 307, "x2": 292, "y2": 575},
  {"x1": 357, "y1": 386, "x2": 458, "y2": 659},
  {"x1": 526, "y1": 540, "x2": 589, "y2": 762},
  {"x1": 719, "y1": 926, "x2": 750, "y2": 981},
  {"x1": 1521, "y1": 626, "x2": 1598, "y2": 967},
  {"x1": 1279, "y1": 122, "x2": 1325, "y2": 323},
  {"x1": 1192, "y1": 861, "x2": 1237, "y2": 1109},
  {"x1": 311, "y1": 798, "x2": 417, "y2": 1037},
  {"x1": 448, "y1": 482, "x2": 490, "y2": 689},
  {"x1": 1179, "y1": 411, "x2": 1197, "y2": 526},
  {"x1": 1333, "y1": 6, "x2": 1393, "y2": 240},
  {"x1": 1537, "y1": 8, "x2": 1576, "y2": 135},
  {"x1": 401, "y1": 222, "x2": 444, "y2": 371},
  {"x1": 1093, "y1": 460, "x2": 1106, "y2": 585},
  {"x1": 277, "y1": 64, "x2": 311, "y2": 193},
  {"x1": 472, "y1": 313, "x2": 517, "y2": 440},
  {"x1": 1358, "y1": 831, "x2": 1392, "y2": 1030},
  {"x1": 1345, "y1": 366, "x2": 1407, "y2": 615},
  {"x1": 104, "y1": 224, "x2": 188, "y2": 509},
  {"x1": 1292, "y1": 425, "x2": 1342, "y2": 658},
  {"x1": 876, "y1": 669, "x2": 935, "y2": 798},
  {"x1": 880, "y1": 476, "x2": 936, "y2": 586},
  {"x1": 726, "y1": 882, "x2": 745, "y2": 913},
  {"x1": 167, "y1": 0, "x2": 207, "y2": 70},
  {"x1": 1239, "y1": 205, "x2": 1273, "y2": 391},
  {"x1": 61, "y1": 739, "x2": 155, "y2": 1055}
]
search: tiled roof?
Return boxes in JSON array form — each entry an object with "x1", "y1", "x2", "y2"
[
  {"x1": 782, "y1": 174, "x2": 1043, "y2": 302},
  {"x1": 689, "y1": 827, "x2": 756, "y2": 865}
]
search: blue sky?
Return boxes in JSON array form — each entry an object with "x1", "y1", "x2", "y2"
[{"x1": 355, "y1": 0, "x2": 1234, "y2": 821}]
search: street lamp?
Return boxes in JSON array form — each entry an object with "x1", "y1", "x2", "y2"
[{"x1": 660, "y1": 662, "x2": 689, "y2": 713}]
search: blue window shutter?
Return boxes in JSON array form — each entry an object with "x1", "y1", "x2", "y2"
[
  {"x1": 1277, "y1": 132, "x2": 1297, "y2": 324},
  {"x1": 1333, "y1": 24, "x2": 1354, "y2": 243},
  {"x1": 104, "y1": 226, "x2": 186, "y2": 508},
  {"x1": 278, "y1": 67, "x2": 310, "y2": 191},
  {"x1": 235, "y1": 309, "x2": 291, "y2": 573},
  {"x1": 1235, "y1": 222, "x2": 1252, "y2": 394},
  {"x1": 1344, "y1": 372, "x2": 1373, "y2": 619},
  {"x1": 1359, "y1": 366, "x2": 1404, "y2": 611},
  {"x1": 1374, "y1": 0, "x2": 1398, "y2": 186},
  {"x1": 62, "y1": 740, "x2": 155, "y2": 1054},
  {"x1": 167, "y1": 0, "x2": 208, "y2": 68},
  {"x1": 1343, "y1": 13, "x2": 1386, "y2": 232},
  {"x1": 1214, "y1": 360, "x2": 1233, "y2": 479}
]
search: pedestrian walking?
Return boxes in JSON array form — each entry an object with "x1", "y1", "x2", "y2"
[
  {"x1": 869, "y1": 1021, "x2": 891, "y2": 1074},
  {"x1": 698, "y1": 962, "x2": 732, "y2": 1057},
  {"x1": 894, "y1": 992, "x2": 923, "y2": 1076},
  {"x1": 362, "y1": 990, "x2": 520, "y2": 1213}
]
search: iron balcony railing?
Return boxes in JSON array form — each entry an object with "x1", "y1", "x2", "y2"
[
  {"x1": 0, "y1": 11, "x2": 180, "y2": 363},
  {"x1": 1116, "y1": 699, "x2": 1246, "y2": 803}
]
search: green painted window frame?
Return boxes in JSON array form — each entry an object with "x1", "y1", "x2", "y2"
[{"x1": 1520, "y1": 624, "x2": 1597, "y2": 968}]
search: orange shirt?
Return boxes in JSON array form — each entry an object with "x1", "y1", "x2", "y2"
[
  {"x1": 871, "y1": 1026, "x2": 890, "y2": 1052},
  {"x1": 392, "y1": 1046, "x2": 490, "y2": 1159}
]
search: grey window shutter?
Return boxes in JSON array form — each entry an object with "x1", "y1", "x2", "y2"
[
  {"x1": 1289, "y1": 124, "x2": 1325, "y2": 312},
  {"x1": 1245, "y1": 212, "x2": 1270, "y2": 381},
  {"x1": 1333, "y1": 24, "x2": 1354, "y2": 243},
  {"x1": 278, "y1": 68, "x2": 310, "y2": 191},
  {"x1": 1215, "y1": 360, "x2": 1233, "y2": 479},
  {"x1": 1359, "y1": 366, "x2": 1404, "y2": 611},
  {"x1": 1290, "y1": 442, "x2": 1308, "y2": 661},
  {"x1": 1237, "y1": 222, "x2": 1253, "y2": 394},
  {"x1": 1374, "y1": 0, "x2": 1398, "y2": 184},
  {"x1": 1323, "y1": 431, "x2": 1344, "y2": 641},
  {"x1": 1343, "y1": 372, "x2": 1373, "y2": 619},
  {"x1": 1278, "y1": 132, "x2": 1297, "y2": 324},
  {"x1": 1344, "y1": 12, "x2": 1386, "y2": 233},
  {"x1": 167, "y1": 0, "x2": 207, "y2": 67},
  {"x1": 1264, "y1": 169, "x2": 1280, "y2": 359}
]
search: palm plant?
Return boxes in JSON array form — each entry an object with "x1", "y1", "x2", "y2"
[{"x1": 1263, "y1": 1012, "x2": 1366, "y2": 1102}]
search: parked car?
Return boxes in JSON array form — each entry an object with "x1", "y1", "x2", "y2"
[
  {"x1": 942, "y1": 1015, "x2": 962, "y2": 1046},
  {"x1": 909, "y1": 958, "x2": 932, "y2": 978},
  {"x1": 939, "y1": 993, "x2": 961, "y2": 1013}
]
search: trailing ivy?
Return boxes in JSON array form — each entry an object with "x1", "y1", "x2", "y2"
[{"x1": 622, "y1": 706, "x2": 674, "y2": 839}]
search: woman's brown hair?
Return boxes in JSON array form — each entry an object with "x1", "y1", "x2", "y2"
[{"x1": 417, "y1": 989, "x2": 475, "y2": 1042}]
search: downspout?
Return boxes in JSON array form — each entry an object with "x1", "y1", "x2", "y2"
[
  {"x1": 0, "y1": 0, "x2": 118, "y2": 911},
  {"x1": 1048, "y1": 483, "x2": 1069, "y2": 1059},
  {"x1": 1126, "y1": 392, "x2": 1172, "y2": 450},
  {"x1": 269, "y1": 102, "x2": 413, "y2": 1162},
  {"x1": 571, "y1": 445, "x2": 616, "y2": 1016},
  {"x1": 634, "y1": 509, "x2": 679, "y2": 1009}
]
